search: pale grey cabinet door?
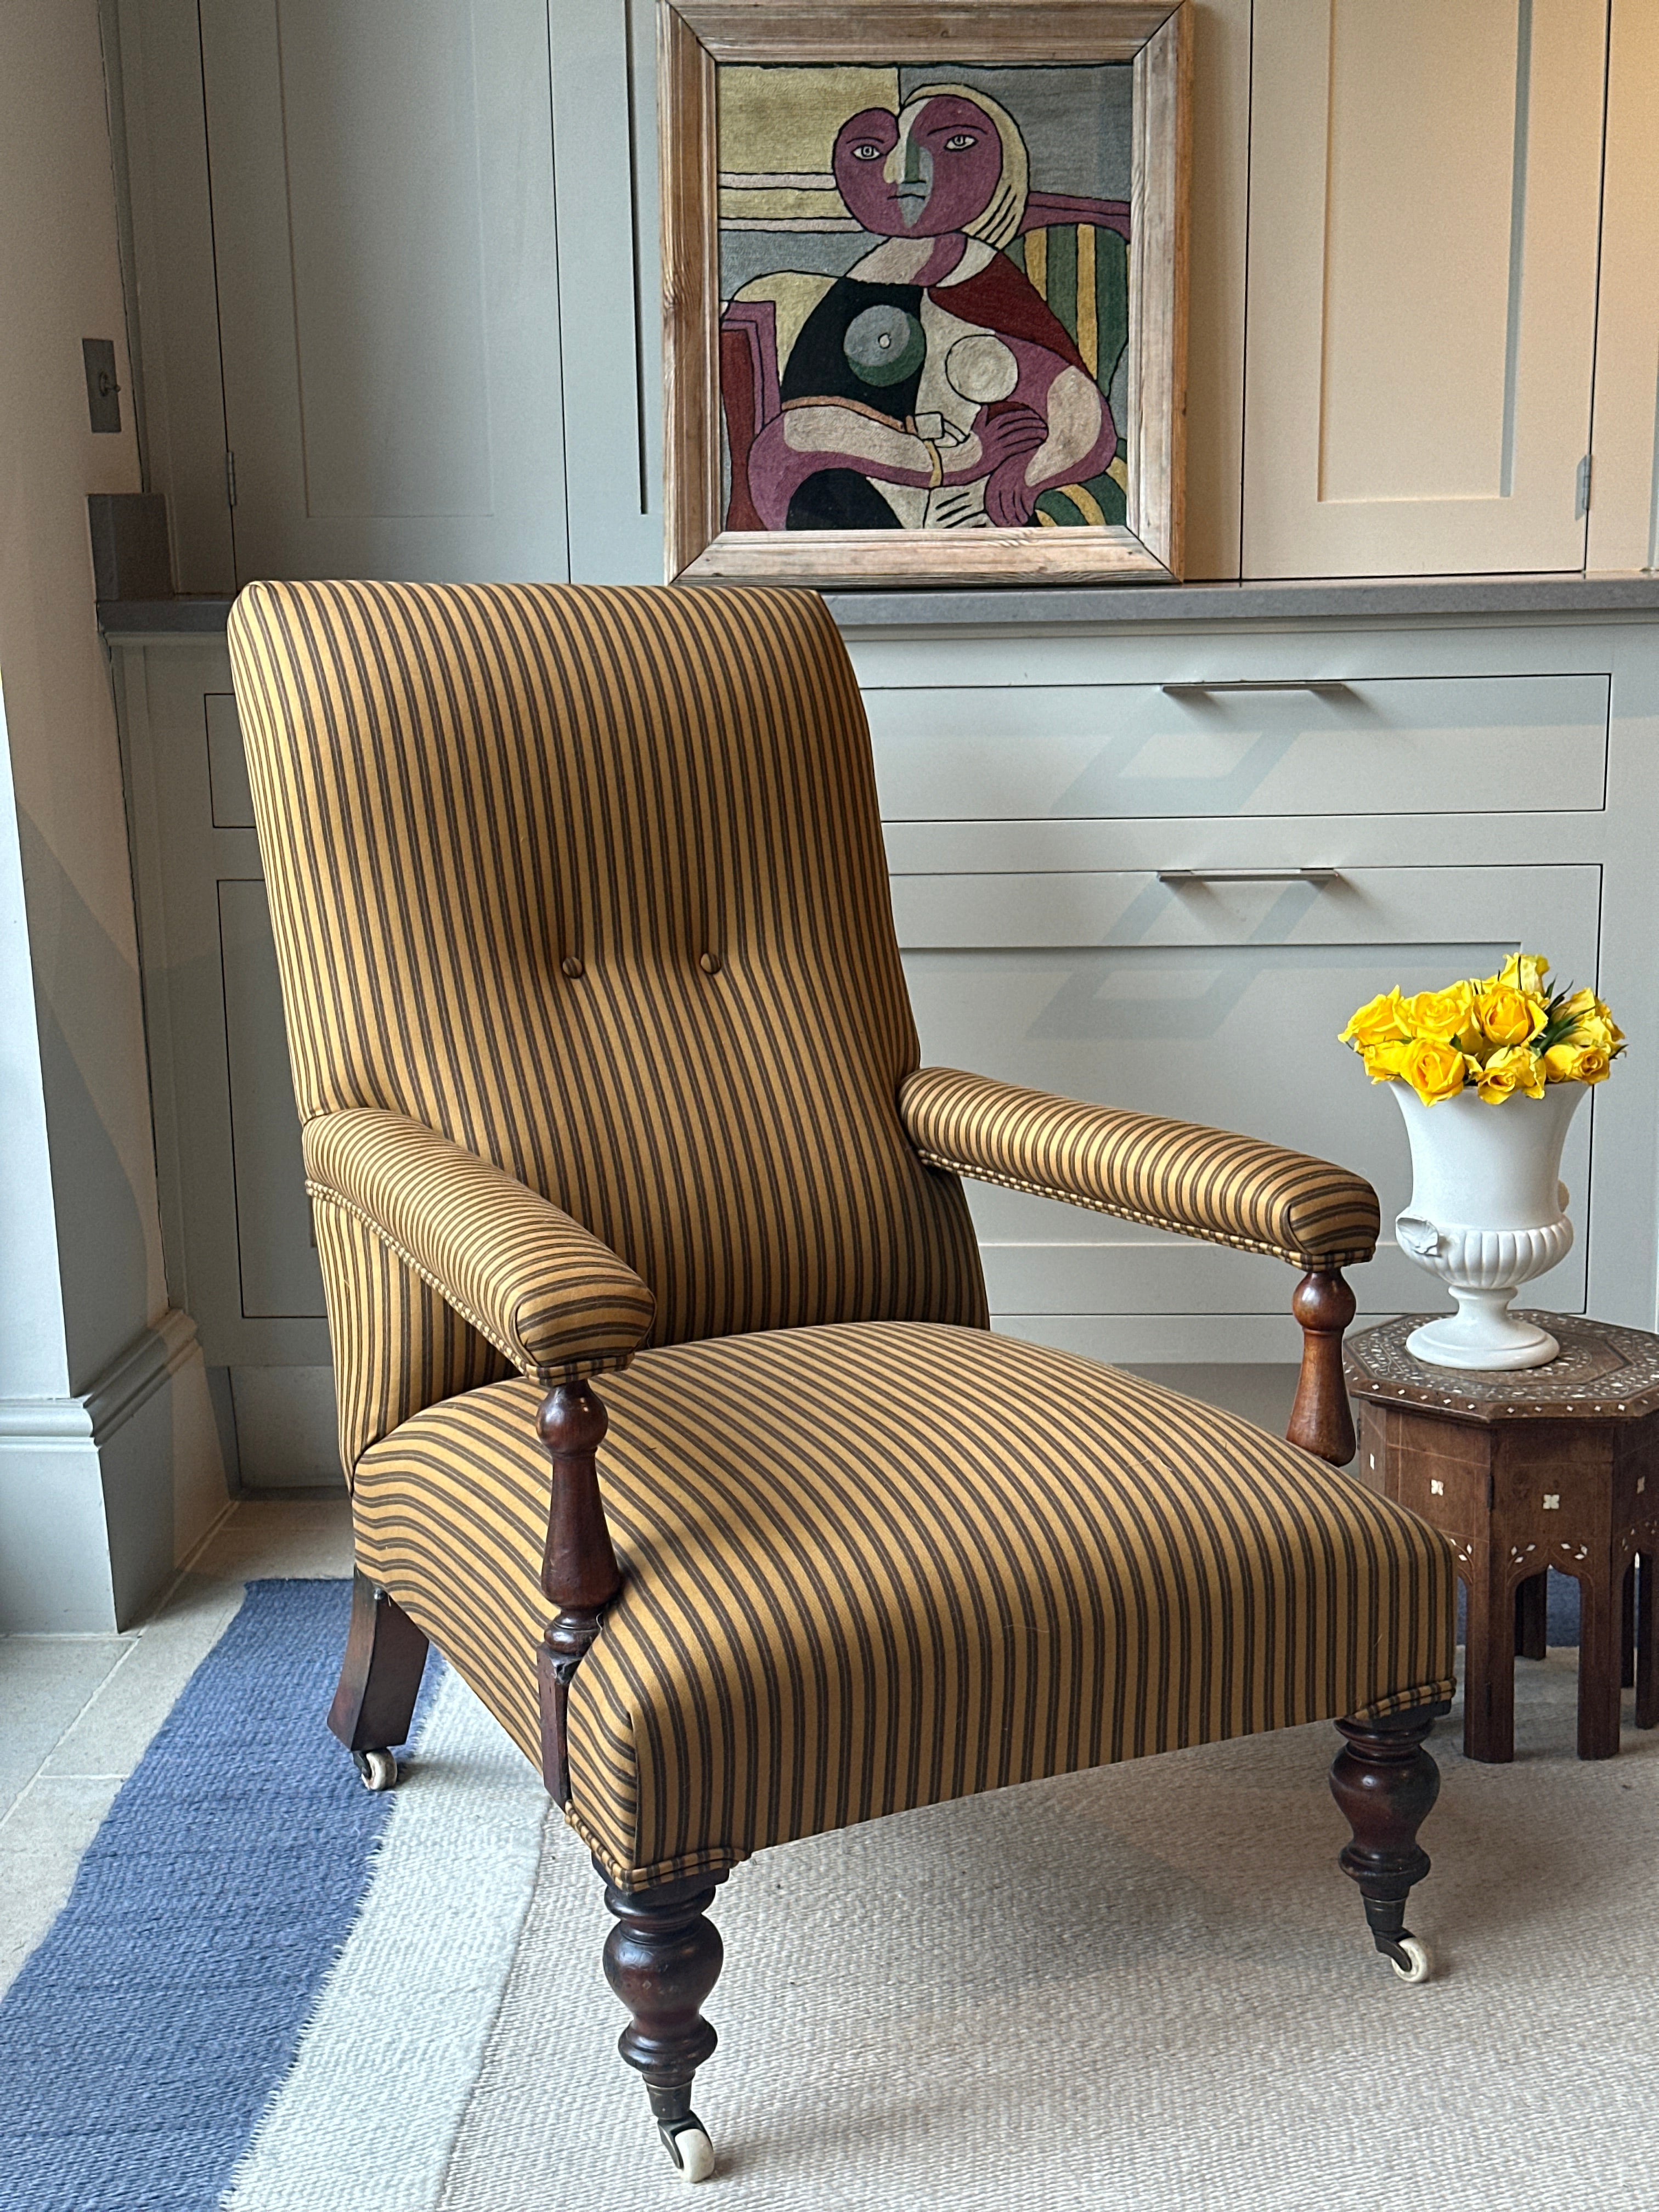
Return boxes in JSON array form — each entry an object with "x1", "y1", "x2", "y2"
[
  {"x1": 113, "y1": 644, "x2": 331, "y2": 1369},
  {"x1": 896, "y1": 864, "x2": 1601, "y2": 1359},
  {"x1": 218, "y1": 881, "x2": 326, "y2": 1321},
  {"x1": 200, "y1": 0, "x2": 569, "y2": 583},
  {"x1": 1243, "y1": 0, "x2": 1607, "y2": 578}
]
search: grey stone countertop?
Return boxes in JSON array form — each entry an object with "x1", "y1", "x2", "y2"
[{"x1": 97, "y1": 571, "x2": 1659, "y2": 638}]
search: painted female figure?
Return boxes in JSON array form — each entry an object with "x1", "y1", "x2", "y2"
[{"x1": 733, "y1": 86, "x2": 1117, "y2": 532}]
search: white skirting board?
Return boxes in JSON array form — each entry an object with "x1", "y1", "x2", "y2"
[{"x1": 0, "y1": 1310, "x2": 230, "y2": 1632}]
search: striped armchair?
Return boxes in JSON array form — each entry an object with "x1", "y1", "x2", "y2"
[{"x1": 228, "y1": 581, "x2": 1455, "y2": 2185}]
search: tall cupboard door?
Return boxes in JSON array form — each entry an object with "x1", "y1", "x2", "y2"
[
  {"x1": 199, "y1": 0, "x2": 569, "y2": 582},
  {"x1": 1242, "y1": 0, "x2": 1607, "y2": 578}
]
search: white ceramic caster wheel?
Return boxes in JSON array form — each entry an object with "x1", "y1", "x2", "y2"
[
  {"x1": 662, "y1": 2123, "x2": 715, "y2": 2183},
  {"x1": 1390, "y1": 1936, "x2": 1432, "y2": 1984},
  {"x1": 354, "y1": 1748, "x2": 398, "y2": 1792}
]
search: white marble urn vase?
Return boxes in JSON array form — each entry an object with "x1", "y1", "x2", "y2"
[{"x1": 1391, "y1": 1080, "x2": 1588, "y2": 1370}]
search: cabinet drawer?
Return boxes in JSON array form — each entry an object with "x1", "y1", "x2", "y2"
[
  {"x1": 896, "y1": 864, "x2": 1599, "y2": 1322},
  {"x1": 868, "y1": 673, "x2": 1609, "y2": 822}
]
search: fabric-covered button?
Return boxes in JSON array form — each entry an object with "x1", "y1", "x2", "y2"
[
  {"x1": 699, "y1": 951, "x2": 721, "y2": 975},
  {"x1": 561, "y1": 955, "x2": 584, "y2": 979}
]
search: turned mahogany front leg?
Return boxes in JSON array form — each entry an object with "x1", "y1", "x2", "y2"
[
  {"x1": 328, "y1": 1569, "x2": 429, "y2": 1765},
  {"x1": 535, "y1": 1378, "x2": 622, "y2": 1805},
  {"x1": 1330, "y1": 1702, "x2": 1448, "y2": 1979},
  {"x1": 1288, "y1": 1268, "x2": 1358, "y2": 1465},
  {"x1": 603, "y1": 1868, "x2": 725, "y2": 2179}
]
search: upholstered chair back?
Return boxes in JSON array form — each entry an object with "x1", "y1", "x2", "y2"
[{"x1": 229, "y1": 582, "x2": 987, "y2": 1459}]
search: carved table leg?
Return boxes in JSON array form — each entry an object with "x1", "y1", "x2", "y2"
[
  {"x1": 1460, "y1": 1541, "x2": 1516, "y2": 1764},
  {"x1": 1288, "y1": 1268, "x2": 1357, "y2": 1465},
  {"x1": 327, "y1": 1569, "x2": 429, "y2": 1790},
  {"x1": 1514, "y1": 1572, "x2": 1548, "y2": 1661},
  {"x1": 1575, "y1": 1559, "x2": 1624, "y2": 1760},
  {"x1": 1330, "y1": 1702, "x2": 1446, "y2": 1982},
  {"x1": 1621, "y1": 1561, "x2": 1637, "y2": 1689},
  {"x1": 1637, "y1": 1554, "x2": 1657, "y2": 1731},
  {"x1": 602, "y1": 1867, "x2": 725, "y2": 2181}
]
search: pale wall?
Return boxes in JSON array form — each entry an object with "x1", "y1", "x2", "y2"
[
  {"x1": 0, "y1": 0, "x2": 226, "y2": 1626},
  {"x1": 0, "y1": 0, "x2": 166, "y2": 1381}
]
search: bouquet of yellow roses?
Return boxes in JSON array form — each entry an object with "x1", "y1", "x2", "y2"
[{"x1": 1340, "y1": 952, "x2": 1626, "y2": 1107}]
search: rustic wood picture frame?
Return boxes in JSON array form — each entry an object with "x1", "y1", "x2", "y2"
[{"x1": 660, "y1": 0, "x2": 1192, "y2": 587}]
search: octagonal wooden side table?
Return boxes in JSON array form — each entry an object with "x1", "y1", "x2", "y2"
[{"x1": 1345, "y1": 1314, "x2": 1659, "y2": 1762}]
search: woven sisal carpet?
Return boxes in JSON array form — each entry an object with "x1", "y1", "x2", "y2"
[
  {"x1": 435, "y1": 1656, "x2": 1658, "y2": 2212},
  {"x1": 4, "y1": 1584, "x2": 1655, "y2": 2210}
]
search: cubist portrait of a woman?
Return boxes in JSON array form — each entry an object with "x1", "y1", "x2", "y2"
[{"x1": 719, "y1": 63, "x2": 1134, "y2": 534}]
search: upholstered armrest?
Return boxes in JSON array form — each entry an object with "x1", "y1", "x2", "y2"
[
  {"x1": 899, "y1": 1066, "x2": 1379, "y2": 1272},
  {"x1": 303, "y1": 1108, "x2": 655, "y2": 1381}
]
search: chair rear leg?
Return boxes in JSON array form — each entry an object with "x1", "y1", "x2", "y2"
[
  {"x1": 328, "y1": 1568, "x2": 429, "y2": 1791},
  {"x1": 601, "y1": 1866, "x2": 725, "y2": 2182},
  {"x1": 1329, "y1": 1701, "x2": 1448, "y2": 1984}
]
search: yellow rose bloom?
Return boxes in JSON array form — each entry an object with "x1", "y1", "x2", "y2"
[
  {"x1": 1570, "y1": 1014, "x2": 1617, "y2": 1053},
  {"x1": 1400, "y1": 983, "x2": 1480, "y2": 1051},
  {"x1": 1471, "y1": 985, "x2": 1545, "y2": 1049},
  {"x1": 1339, "y1": 989, "x2": 1412, "y2": 1049},
  {"x1": 1473, "y1": 1060, "x2": 1522, "y2": 1104},
  {"x1": 1572, "y1": 1043, "x2": 1613, "y2": 1085},
  {"x1": 1544, "y1": 1040, "x2": 1613, "y2": 1085},
  {"x1": 1498, "y1": 952, "x2": 1551, "y2": 997},
  {"x1": 1474, "y1": 1043, "x2": 1545, "y2": 1103},
  {"x1": 1555, "y1": 990, "x2": 1626, "y2": 1055},
  {"x1": 1398, "y1": 1037, "x2": 1470, "y2": 1106},
  {"x1": 1359, "y1": 1039, "x2": 1413, "y2": 1083}
]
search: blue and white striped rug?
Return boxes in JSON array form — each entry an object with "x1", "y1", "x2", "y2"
[
  {"x1": 0, "y1": 1583, "x2": 545, "y2": 2212},
  {"x1": 4, "y1": 1576, "x2": 1656, "y2": 2210}
]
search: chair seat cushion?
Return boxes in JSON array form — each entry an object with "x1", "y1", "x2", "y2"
[{"x1": 352, "y1": 1322, "x2": 1455, "y2": 1888}]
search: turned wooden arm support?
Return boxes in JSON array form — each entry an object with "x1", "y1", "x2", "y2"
[
  {"x1": 301, "y1": 1113, "x2": 650, "y2": 1798},
  {"x1": 536, "y1": 1378, "x2": 623, "y2": 1804},
  {"x1": 899, "y1": 1066, "x2": 1376, "y2": 1467},
  {"x1": 1287, "y1": 1269, "x2": 1358, "y2": 1466}
]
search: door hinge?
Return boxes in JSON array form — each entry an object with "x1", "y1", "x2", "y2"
[
  {"x1": 1576, "y1": 453, "x2": 1592, "y2": 518},
  {"x1": 225, "y1": 449, "x2": 238, "y2": 509}
]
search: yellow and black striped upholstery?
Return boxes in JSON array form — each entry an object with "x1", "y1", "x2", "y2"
[
  {"x1": 228, "y1": 577, "x2": 1453, "y2": 1888},
  {"x1": 353, "y1": 1322, "x2": 1456, "y2": 1888},
  {"x1": 228, "y1": 580, "x2": 986, "y2": 1464},
  {"x1": 901, "y1": 1066, "x2": 1380, "y2": 1271},
  {"x1": 305, "y1": 1108, "x2": 655, "y2": 1381}
]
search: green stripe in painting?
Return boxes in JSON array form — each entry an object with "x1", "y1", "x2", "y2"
[
  {"x1": 1036, "y1": 489, "x2": 1082, "y2": 527},
  {"x1": 1097, "y1": 229, "x2": 1130, "y2": 398},
  {"x1": 1046, "y1": 225, "x2": 1077, "y2": 345}
]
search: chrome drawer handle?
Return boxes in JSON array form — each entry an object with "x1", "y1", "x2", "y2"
[
  {"x1": 1160, "y1": 679, "x2": 1350, "y2": 694},
  {"x1": 1158, "y1": 868, "x2": 1341, "y2": 885}
]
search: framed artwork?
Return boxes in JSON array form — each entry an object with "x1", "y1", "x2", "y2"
[{"x1": 659, "y1": 1, "x2": 1192, "y2": 588}]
